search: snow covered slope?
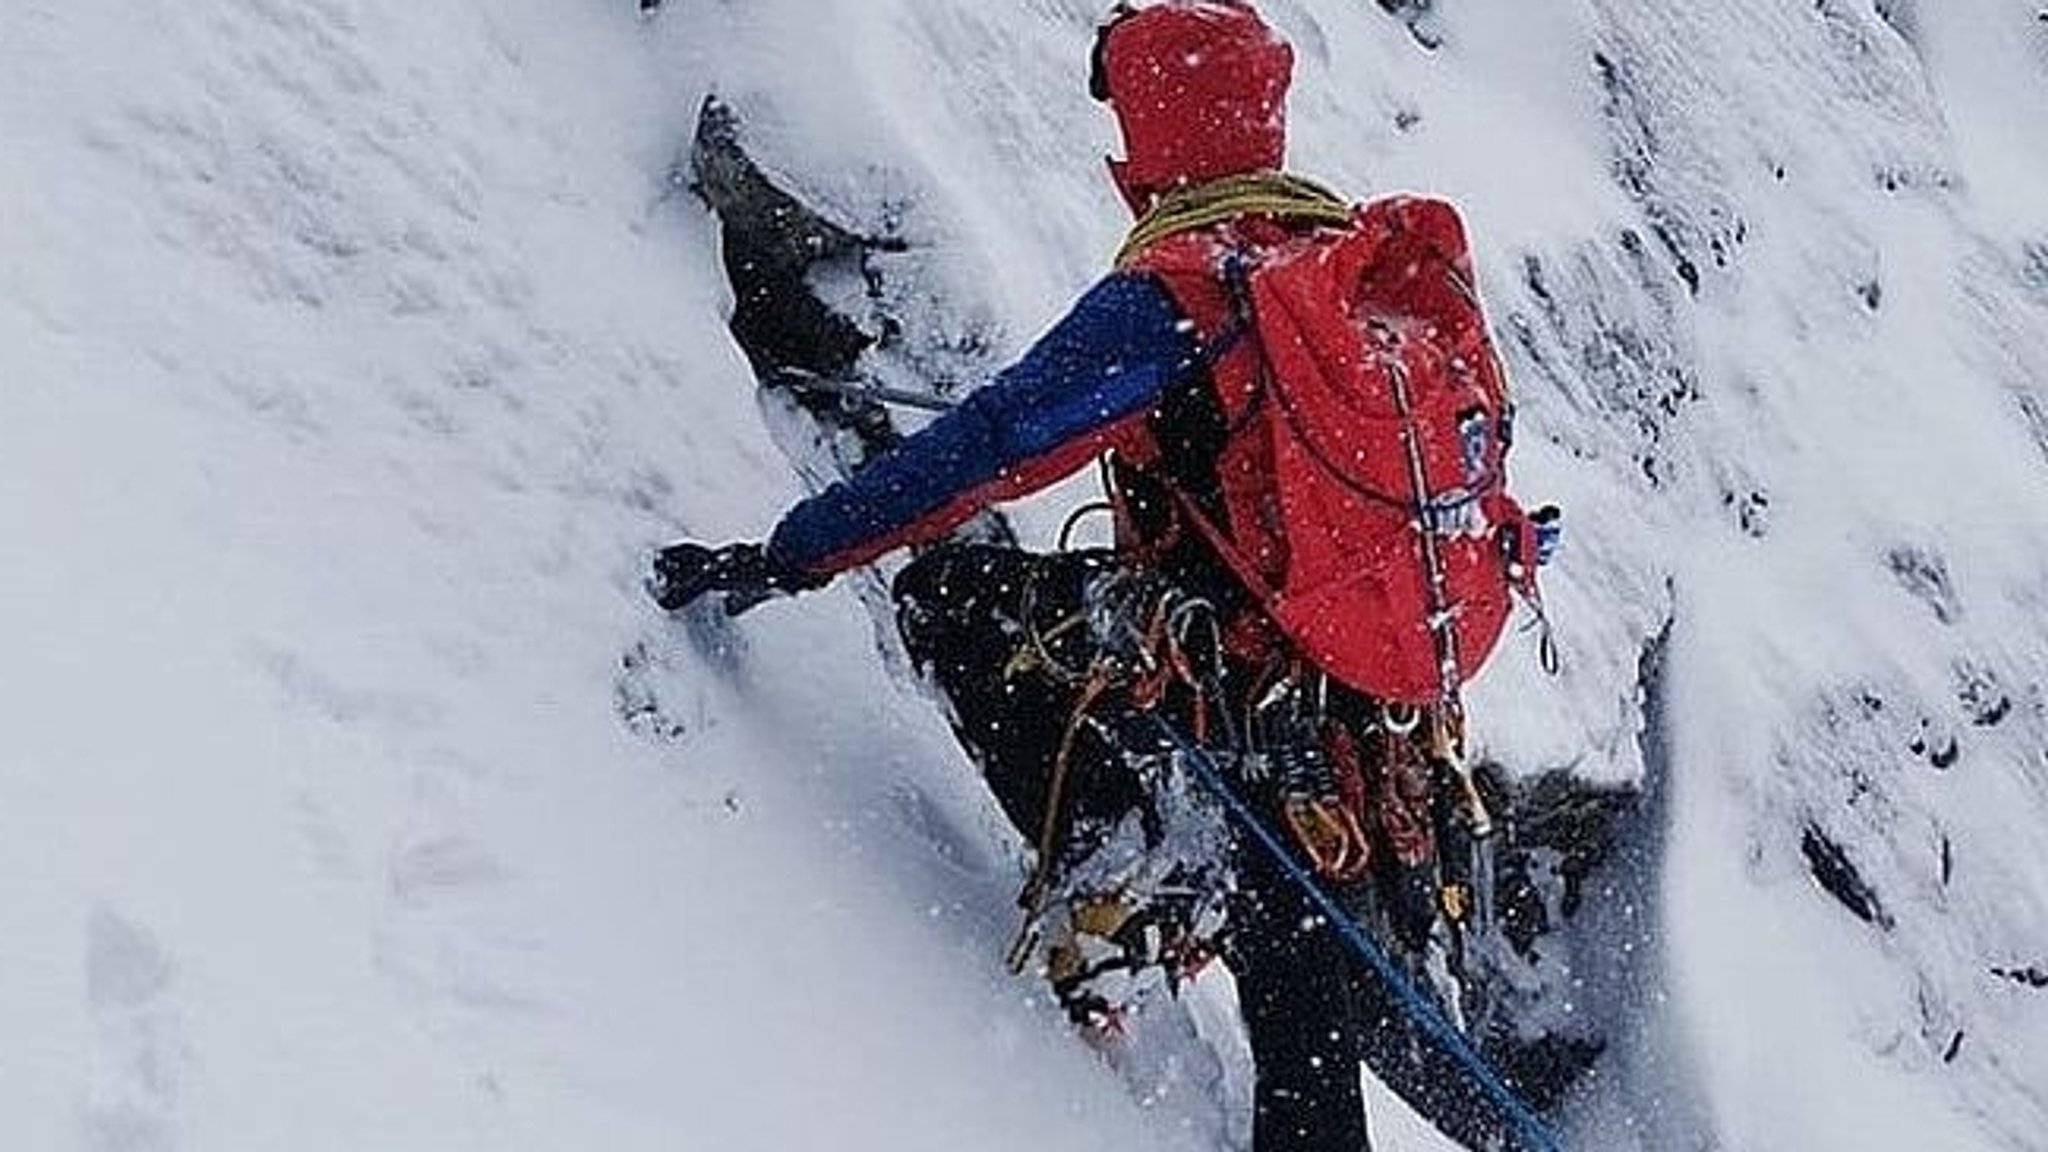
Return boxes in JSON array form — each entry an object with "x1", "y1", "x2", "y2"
[
  {"x1": 5, "y1": 0, "x2": 2046, "y2": 1150},
  {"x1": 669, "y1": 2, "x2": 2048, "y2": 1146},
  {"x1": 0, "y1": 3, "x2": 1196, "y2": 1149}
]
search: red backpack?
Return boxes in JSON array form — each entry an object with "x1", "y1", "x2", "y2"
[{"x1": 1127, "y1": 195, "x2": 1550, "y2": 705}]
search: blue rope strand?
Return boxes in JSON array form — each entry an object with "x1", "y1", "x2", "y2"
[{"x1": 1148, "y1": 716, "x2": 1570, "y2": 1152}]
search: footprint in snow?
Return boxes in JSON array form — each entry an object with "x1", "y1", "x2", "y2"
[{"x1": 80, "y1": 906, "x2": 188, "y2": 1152}]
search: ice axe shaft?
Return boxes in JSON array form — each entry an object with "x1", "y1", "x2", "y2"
[{"x1": 766, "y1": 368, "x2": 959, "y2": 413}]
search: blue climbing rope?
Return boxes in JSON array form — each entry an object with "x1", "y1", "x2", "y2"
[{"x1": 1146, "y1": 715, "x2": 1571, "y2": 1152}]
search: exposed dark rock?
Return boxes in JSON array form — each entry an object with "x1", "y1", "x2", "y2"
[
  {"x1": 1874, "y1": 162, "x2": 1958, "y2": 195},
  {"x1": 1886, "y1": 545, "x2": 1961, "y2": 624},
  {"x1": 2019, "y1": 394, "x2": 2048, "y2": 468},
  {"x1": 1873, "y1": 0, "x2": 1921, "y2": 47},
  {"x1": 1454, "y1": 620, "x2": 1666, "y2": 1116},
  {"x1": 1494, "y1": 1036, "x2": 1606, "y2": 1118},
  {"x1": 1512, "y1": 237, "x2": 1700, "y2": 496},
  {"x1": 1956, "y1": 663, "x2": 2012, "y2": 728},
  {"x1": 1592, "y1": 52, "x2": 1721, "y2": 297},
  {"x1": 1993, "y1": 965, "x2": 2048, "y2": 989},
  {"x1": 1468, "y1": 756, "x2": 1626, "y2": 1113},
  {"x1": 1928, "y1": 736, "x2": 1960, "y2": 769},
  {"x1": 1725, "y1": 488, "x2": 1771, "y2": 538},
  {"x1": 689, "y1": 98, "x2": 880, "y2": 383},
  {"x1": 1905, "y1": 715, "x2": 1960, "y2": 770},
  {"x1": 682, "y1": 97, "x2": 1016, "y2": 547},
  {"x1": 2022, "y1": 241, "x2": 2048, "y2": 294},
  {"x1": 1373, "y1": 0, "x2": 1444, "y2": 50},
  {"x1": 1801, "y1": 824, "x2": 1893, "y2": 929},
  {"x1": 1485, "y1": 768, "x2": 1641, "y2": 956},
  {"x1": 1670, "y1": 246, "x2": 1701, "y2": 295}
]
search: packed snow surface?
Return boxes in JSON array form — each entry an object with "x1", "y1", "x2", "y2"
[{"x1": 4, "y1": 1, "x2": 2047, "y2": 1150}]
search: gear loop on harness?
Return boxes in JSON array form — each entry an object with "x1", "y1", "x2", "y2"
[
  {"x1": 1165, "y1": 594, "x2": 1224, "y2": 676},
  {"x1": 1057, "y1": 500, "x2": 1117, "y2": 553},
  {"x1": 1009, "y1": 660, "x2": 1119, "y2": 973},
  {"x1": 1382, "y1": 701, "x2": 1423, "y2": 736},
  {"x1": 1006, "y1": 554, "x2": 1239, "y2": 975},
  {"x1": 1014, "y1": 567, "x2": 1094, "y2": 687},
  {"x1": 1520, "y1": 586, "x2": 1562, "y2": 677}
]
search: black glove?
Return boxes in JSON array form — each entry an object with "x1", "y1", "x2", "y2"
[{"x1": 647, "y1": 541, "x2": 822, "y2": 613}]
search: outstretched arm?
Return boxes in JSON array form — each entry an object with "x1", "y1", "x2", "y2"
[
  {"x1": 764, "y1": 272, "x2": 1196, "y2": 577},
  {"x1": 649, "y1": 272, "x2": 1196, "y2": 614}
]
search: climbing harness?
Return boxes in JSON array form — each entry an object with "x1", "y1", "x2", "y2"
[{"x1": 1005, "y1": 561, "x2": 1225, "y2": 977}]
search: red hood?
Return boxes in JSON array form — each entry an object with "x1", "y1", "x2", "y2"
[{"x1": 1099, "y1": 2, "x2": 1294, "y2": 214}]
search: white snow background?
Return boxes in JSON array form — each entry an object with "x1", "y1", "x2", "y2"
[{"x1": 4, "y1": 1, "x2": 2047, "y2": 1150}]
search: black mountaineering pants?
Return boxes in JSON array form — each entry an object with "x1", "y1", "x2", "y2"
[
  {"x1": 1231, "y1": 833, "x2": 1374, "y2": 1152},
  {"x1": 894, "y1": 542, "x2": 1527, "y2": 1152},
  {"x1": 895, "y1": 543, "x2": 1523, "y2": 1152}
]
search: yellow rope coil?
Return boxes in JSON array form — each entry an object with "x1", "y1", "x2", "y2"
[{"x1": 1116, "y1": 171, "x2": 1353, "y2": 268}]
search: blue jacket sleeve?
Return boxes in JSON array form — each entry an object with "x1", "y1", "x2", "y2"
[{"x1": 767, "y1": 273, "x2": 1195, "y2": 575}]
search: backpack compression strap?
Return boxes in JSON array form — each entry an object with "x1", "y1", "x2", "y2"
[{"x1": 1115, "y1": 171, "x2": 1353, "y2": 268}]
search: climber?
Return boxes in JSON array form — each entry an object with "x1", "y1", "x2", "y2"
[{"x1": 652, "y1": 4, "x2": 1556, "y2": 1149}]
